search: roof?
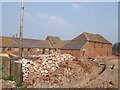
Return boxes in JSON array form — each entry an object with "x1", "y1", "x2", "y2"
[
  {"x1": 46, "y1": 36, "x2": 60, "y2": 46},
  {"x1": 72, "y1": 32, "x2": 111, "y2": 44},
  {"x1": 0, "y1": 36, "x2": 52, "y2": 48},
  {"x1": 53, "y1": 40, "x2": 70, "y2": 49},
  {"x1": 62, "y1": 40, "x2": 87, "y2": 50},
  {"x1": 18, "y1": 39, "x2": 52, "y2": 48},
  {"x1": 0, "y1": 36, "x2": 19, "y2": 47}
]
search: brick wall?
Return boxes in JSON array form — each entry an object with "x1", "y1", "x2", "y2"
[
  {"x1": 0, "y1": 47, "x2": 2, "y2": 52},
  {"x1": 2, "y1": 48, "x2": 52, "y2": 56},
  {"x1": 44, "y1": 49, "x2": 50, "y2": 54},
  {"x1": 61, "y1": 42, "x2": 112, "y2": 58},
  {"x1": 81, "y1": 42, "x2": 112, "y2": 58},
  {"x1": 61, "y1": 49, "x2": 81, "y2": 58}
]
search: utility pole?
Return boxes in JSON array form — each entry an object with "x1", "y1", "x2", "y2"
[{"x1": 19, "y1": 0, "x2": 24, "y2": 58}]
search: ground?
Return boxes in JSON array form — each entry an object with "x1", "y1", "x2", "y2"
[
  {"x1": 79, "y1": 56, "x2": 118, "y2": 88},
  {"x1": 0, "y1": 55, "x2": 119, "y2": 88}
]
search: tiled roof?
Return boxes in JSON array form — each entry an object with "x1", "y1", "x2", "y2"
[
  {"x1": 0, "y1": 32, "x2": 111, "y2": 50},
  {"x1": 0, "y1": 36, "x2": 19, "y2": 47},
  {"x1": 72, "y1": 32, "x2": 111, "y2": 44},
  {"x1": 46, "y1": 36, "x2": 60, "y2": 46},
  {"x1": 0, "y1": 36, "x2": 52, "y2": 48}
]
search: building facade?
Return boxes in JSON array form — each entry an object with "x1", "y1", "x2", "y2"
[
  {"x1": 60, "y1": 32, "x2": 112, "y2": 58},
  {"x1": 0, "y1": 32, "x2": 112, "y2": 58}
]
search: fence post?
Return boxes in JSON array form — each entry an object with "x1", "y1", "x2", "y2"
[
  {"x1": 13, "y1": 62, "x2": 23, "y2": 83},
  {"x1": 2, "y1": 59, "x2": 10, "y2": 78},
  {"x1": 2, "y1": 58, "x2": 23, "y2": 84}
]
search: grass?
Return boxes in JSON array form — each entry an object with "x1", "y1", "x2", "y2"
[
  {"x1": 2, "y1": 76, "x2": 14, "y2": 81},
  {"x1": 15, "y1": 82, "x2": 23, "y2": 88},
  {"x1": 1, "y1": 76, "x2": 24, "y2": 88},
  {"x1": 0, "y1": 66, "x2": 4, "y2": 72}
]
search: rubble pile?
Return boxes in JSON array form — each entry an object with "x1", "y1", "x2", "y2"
[
  {"x1": 1, "y1": 80, "x2": 16, "y2": 88},
  {"x1": 15, "y1": 54, "x2": 101, "y2": 88}
]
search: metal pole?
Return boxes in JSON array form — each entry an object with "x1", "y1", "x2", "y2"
[{"x1": 19, "y1": 0, "x2": 24, "y2": 58}]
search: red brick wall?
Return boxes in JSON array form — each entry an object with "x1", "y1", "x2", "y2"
[
  {"x1": 81, "y1": 42, "x2": 112, "y2": 58},
  {"x1": 11, "y1": 48, "x2": 19, "y2": 55},
  {"x1": 44, "y1": 49, "x2": 50, "y2": 54},
  {"x1": 29, "y1": 48, "x2": 43, "y2": 55},
  {"x1": 61, "y1": 49, "x2": 81, "y2": 58},
  {"x1": 50, "y1": 49, "x2": 54, "y2": 54},
  {"x1": 61, "y1": 42, "x2": 112, "y2": 58},
  {"x1": 0, "y1": 47, "x2": 2, "y2": 52},
  {"x1": 39, "y1": 49, "x2": 44, "y2": 54}
]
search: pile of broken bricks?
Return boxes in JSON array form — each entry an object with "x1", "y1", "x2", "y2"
[{"x1": 15, "y1": 54, "x2": 76, "y2": 83}]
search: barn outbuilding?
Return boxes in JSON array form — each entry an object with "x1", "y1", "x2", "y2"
[
  {"x1": 0, "y1": 32, "x2": 112, "y2": 58},
  {"x1": 60, "y1": 32, "x2": 112, "y2": 58}
]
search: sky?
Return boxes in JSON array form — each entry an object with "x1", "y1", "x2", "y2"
[{"x1": 1, "y1": 1, "x2": 118, "y2": 44}]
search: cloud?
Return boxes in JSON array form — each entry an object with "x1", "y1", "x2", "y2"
[
  {"x1": 72, "y1": 3, "x2": 84, "y2": 10},
  {"x1": 72, "y1": 3, "x2": 95, "y2": 12},
  {"x1": 49, "y1": 16, "x2": 66, "y2": 26},
  {"x1": 37, "y1": 12, "x2": 49, "y2": 19},
  {"x1": 37, "y1": 12, "x2": 67, "y2": 26},
  {"x1": 24, "y1": 12, "x2": 34, "y2": 21}
]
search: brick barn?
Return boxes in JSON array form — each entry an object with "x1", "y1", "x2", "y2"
[
  {"x1": 46, "y1": 36, "x2": 70, "y2": 54},
  {"x1": 0, "y1": 32, "x2": 112, "y2": 58},
  {"x1": 0, "y1": 36, "x2": 52, "y2": 57},
  {"x1": 60, "y1": 32, "x2": 112, "y2": 58}
]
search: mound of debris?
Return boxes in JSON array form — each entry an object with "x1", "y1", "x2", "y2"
[
  {"x1": 15, "y1": 54, "x2": 101, "y2": 88},
  {"x1": 1, "y1": 80, "x2": 16, "y2": 88}
]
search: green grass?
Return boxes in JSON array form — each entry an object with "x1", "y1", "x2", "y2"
[
  {"x1": 16, "y1": 82, "x2": 23, "y2": 88},
  {"x1": 2, "y1": 76, "x2": 14, "y2": 81},
  {"x1": 0, "y1": 66, "x2": 4, "y2": 72}
]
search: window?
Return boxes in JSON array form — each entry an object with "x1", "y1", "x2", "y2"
[
  {"x1": 108, "y1": 44, "x2": 110, "y2": 48},
  {"x1": 28, "y1": 48, "x2": 30, "y2": 51},
  {"x1": 3, "y1": 48, "x2": 5, "y2": 51},
  {"x1": 107, "y1": 51, "x2": 109, "y2": 56},
  {"x1": 101, "y1": 43, "x2": 103, "y2": 48},
  {"x1": 94, "y1": 42, "x2": 96, "y2": 48},
  {"x1": 83, "y1": 51, "x2": 85, "y2": 56},
  {"x1": 8, "y1": 48, "x2": 11, "y2": 51}
]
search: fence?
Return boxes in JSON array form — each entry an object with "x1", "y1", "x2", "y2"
[{"x1": 1, "y1": 58, "x2": 22, "y2": 84}]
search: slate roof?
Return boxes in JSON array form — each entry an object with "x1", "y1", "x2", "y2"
[
  {"x1": 0, "y1": 32, "x2": 111, "y2": 50},
  {"x1": 0, "y1": 36, "x2": 52, "y2": 48},
  {"x1": 72, "y1": 32, "x2": 111, "y2": 44},
  {"x1": 62, "y1": 40, "x2": 87, "y2": 50},
  {"x1": 53, "y1": 40, "x2": 70, "y2": 49}
]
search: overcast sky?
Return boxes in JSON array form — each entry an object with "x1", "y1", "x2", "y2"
[{"x1": 1, "y1": 2, "x2": 118, "y2": 44}]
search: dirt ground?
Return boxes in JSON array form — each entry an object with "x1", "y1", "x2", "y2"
[
  {"x1": 1, "y1": 56, "x2": 119, "y2": 88},
  {"x1": 79, "y1": 56, "x2": 119, "y2": 88}
]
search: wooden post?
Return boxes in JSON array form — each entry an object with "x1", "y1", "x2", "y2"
[
  {"x1": 19, "y1": 0, "x2": 24, "y2": 58},
  {"x1": 2, "y1": 59, "x2": 10, "y2": 77},
  {"x1": 13, "y1": 62, "x2": 23, "y2": 83}
]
